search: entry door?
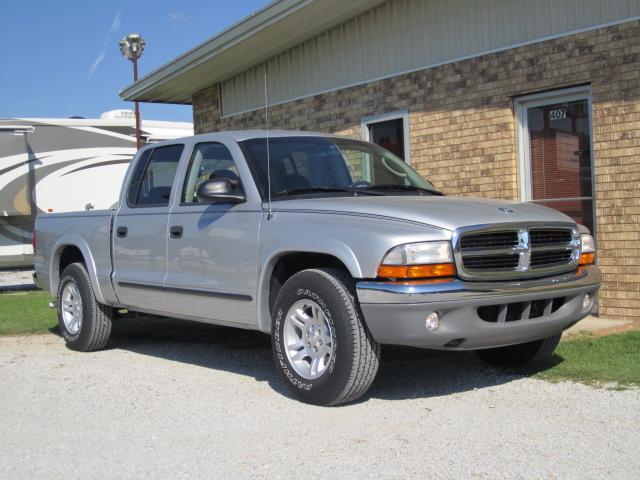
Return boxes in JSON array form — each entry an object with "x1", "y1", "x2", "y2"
[
  {"x1": 162, "y1": 142, "x2": 261, "y2": 326},
  {"x1": 112, "y1": 144, "x2": 184, "y2": 311},
  {"x1": 518, "y1": 88, "x2": 596, "y2": 234}
]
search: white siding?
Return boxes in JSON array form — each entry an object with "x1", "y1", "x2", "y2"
[{"x1": 220, "y1": 0, "x2": 640, "y2": 116}]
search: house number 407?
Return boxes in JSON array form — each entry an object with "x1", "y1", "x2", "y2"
[{"x1": 549, "y1": 108, "x2": 567, "y2": 121}]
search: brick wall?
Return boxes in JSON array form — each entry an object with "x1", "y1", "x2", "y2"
[{"x1": 193, "y1": 20, "x2": 640, "y2": 320}]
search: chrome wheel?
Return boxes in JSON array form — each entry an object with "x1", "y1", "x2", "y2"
[
  {"x1": 61, "y1": 282, "x2": 83, "y2": 335},
  {"x1": 283, "y1": 299, "x2": 334, "y2": 380}
]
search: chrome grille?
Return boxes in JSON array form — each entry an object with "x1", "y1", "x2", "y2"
[
  {"x1": 530, "y1": 228, "x2": 573, "y2": 246},
  {"x1": 462, "y1": 254, "x2": 519, "y2": 271},
  {"x1": 460, "y1": 231, "x2": 518, "y2": 250},
  {"x1": 454, "y1": 224, "x2": 580, "y2": 280},
  {"x1": 530, "y1": 250, "x2": 573, "y2": 267}
]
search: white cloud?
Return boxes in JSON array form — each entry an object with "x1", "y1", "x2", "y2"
[
  {"x1": 87, "y1": 53, "x2": 105, "y2": 80},
  {"x1": 110, "y1": 10, "x2": 122, "y2": 33},
  {"x1": 87, "y1": 9, "x2": 122, "y2": 81},
  {"x1": 169, "y1": 11, "x2": 187, "y2": 24}
]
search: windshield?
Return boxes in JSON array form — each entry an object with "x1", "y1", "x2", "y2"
[{"x1": 239, "y1": 136, "x2": 439, "y2": 200}]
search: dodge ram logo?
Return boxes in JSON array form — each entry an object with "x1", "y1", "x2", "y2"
[{"x1": 498, "y1": 207, "x2": 515, "y2": 214}]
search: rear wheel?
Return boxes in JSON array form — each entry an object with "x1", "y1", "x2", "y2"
[
  {"x1": 271, "y1": 268, "x2": 380, "y2": 406},
  {"x1": 57, "y1": 262, "x2": 113, "y2": 352},
  {"x1": 476, "y1": 334, "x2": 561, "y2": 366}
]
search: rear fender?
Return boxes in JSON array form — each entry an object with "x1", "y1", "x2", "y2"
[{"x1": 49, "y1": 235, "x2": 106, "y2": 304}]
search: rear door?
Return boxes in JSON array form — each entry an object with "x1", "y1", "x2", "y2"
[
  {"x1": 112, "y1": 144, "x2": 184, "y2": 311},
  {"x1": 162, "y1": 140, "x2": 262, "y2": 326}
]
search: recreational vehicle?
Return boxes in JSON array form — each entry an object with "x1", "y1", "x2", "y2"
[{"x1": 0, "y1": 110, "x2": 192, "y2": 267}]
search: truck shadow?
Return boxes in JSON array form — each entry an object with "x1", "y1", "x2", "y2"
[{"x1": 102, "y1": 315, "x2": 562, "y2": 403}]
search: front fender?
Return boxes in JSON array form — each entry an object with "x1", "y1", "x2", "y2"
[
  {"x1": 254, "y1": 239, "x2": 362, "y2": 333},
  {"x1": 254, "y1": 211, "x2": 452, "y2": 332}
]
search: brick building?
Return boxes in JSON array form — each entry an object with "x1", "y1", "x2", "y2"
[{"x1": 121, "y1": 0, "x2": 640, "y2": 320}]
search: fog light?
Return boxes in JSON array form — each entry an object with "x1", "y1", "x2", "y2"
[
  {"x1": 582, "y1": 293, "x2": 594, "y2": 312},
  {"x1": 425, "y1": 312, "x2": 440, "y2": 331}
]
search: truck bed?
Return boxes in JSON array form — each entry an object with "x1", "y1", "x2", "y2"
[{"x1": 34, "y1": 210, "x2": 117, "y2": 305}]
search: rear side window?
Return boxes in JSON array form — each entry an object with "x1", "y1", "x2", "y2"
[{"x1": 127, "y1": 145, "x2": 184, "y2": 207}]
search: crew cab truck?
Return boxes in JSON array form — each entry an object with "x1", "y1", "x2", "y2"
[{"x1": 34, "y1": 131, "x2": 601, "y2": 406}]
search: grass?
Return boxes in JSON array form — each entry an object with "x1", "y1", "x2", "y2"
[
  {"x1": 532, "y1": 331, "x2": 640, "y2": 389},
  {"x1": 0, "y1": 291, "x2": 57, "y2": 335}
]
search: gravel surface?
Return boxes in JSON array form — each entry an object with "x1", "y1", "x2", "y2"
[
  {"x1": 1, "y1": 319, "x2": 638, "y2": 479},
  {"x1": 0, "y1": 268, "x2": 36, "y2": 290}
]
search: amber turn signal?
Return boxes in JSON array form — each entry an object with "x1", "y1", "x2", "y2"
[
  {"x1": 579, "y1": 252, "x2": 595, "y2": 265},
  {"x1": 377, "y1": 263, "x2": 457, "y2": 279}
]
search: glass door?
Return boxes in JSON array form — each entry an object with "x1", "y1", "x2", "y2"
[{"x1": 518, "y1": 88, "x2": 596, "y2": 234}]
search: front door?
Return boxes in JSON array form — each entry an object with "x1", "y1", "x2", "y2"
[
  {"x1": 518, "y1": 88, "x2": 596, "y2": 234},
  {"x1": 163, "y1": 141, "x2": 261, "y2": 326},
  {"x1": 112, "y1": 144, "x2": 184, "y2": 311}
]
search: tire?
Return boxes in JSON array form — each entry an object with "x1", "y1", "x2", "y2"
[
  {"x1": 271, "y1": 268, "x2": 380, "y2": 406},
  {"x1": 57, "y1": 262, "x2": 113, "y2": 352},
  {"x1": 476, "y1": 333, "x2": 561, "y2": 367}
]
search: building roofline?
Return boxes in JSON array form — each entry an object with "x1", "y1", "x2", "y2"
[
  {"x1": 118, "y1": 0, "x2": 312, "y2": 103},
  {"x1": 118, "y1": 0, "x2": 384, "y2": 104}
]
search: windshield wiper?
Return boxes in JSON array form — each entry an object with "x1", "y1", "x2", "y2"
[
  {"x1": 274, "y1": 186, "x2": 384, "y2": 197},
  {"x1": 363, "y1": 184, "x2": 444, "y2": 196}
]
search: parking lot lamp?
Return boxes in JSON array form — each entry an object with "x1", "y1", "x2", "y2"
[{"x1": 119, "y1": 33, "x2": 146, "y2": 149}]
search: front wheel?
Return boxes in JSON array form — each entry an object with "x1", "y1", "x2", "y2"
[
  {"x1": 271, "y1": 268, "x2": 380, "y2": 406},
  {"x1": 476, "y1": 334, "x2": 561, "y2": 367}
]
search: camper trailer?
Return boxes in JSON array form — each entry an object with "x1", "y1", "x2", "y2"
[{"x1": 0, "y1": 110, "x2": 192, "y2": 267}]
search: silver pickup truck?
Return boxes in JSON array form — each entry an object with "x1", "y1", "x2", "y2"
[{"x1": 34, "y1": 131, "x2": 601, "y2": 405}]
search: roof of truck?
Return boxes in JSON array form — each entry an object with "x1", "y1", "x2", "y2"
[{"x1": 150, "y1": 129, "x2": 348, "y2": 146}]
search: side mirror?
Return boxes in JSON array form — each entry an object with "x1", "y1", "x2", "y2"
[{"x1": 196, "y1": 179, "x2": 245, "y2": 203}]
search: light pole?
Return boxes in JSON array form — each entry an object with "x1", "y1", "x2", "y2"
[{"x1": 119, "y1": 33, "x2": 146, "y2": 149}]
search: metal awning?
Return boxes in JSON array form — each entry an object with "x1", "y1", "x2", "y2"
[{"x1": 118, "y1": 0, "x2": 384, "y2": 105}]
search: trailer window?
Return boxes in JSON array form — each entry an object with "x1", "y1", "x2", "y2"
[{"x1": 127, "y1": 144, "x2": 183, "y2": 207}]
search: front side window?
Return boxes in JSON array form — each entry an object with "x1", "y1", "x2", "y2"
[
  {"x1": 182, "y1": 142, "x2": 242, "y2": 203},
  {"x1": 127, "y1": 144, "x2": 183, "y2": 207},
  {"x1": 240, "y1": 136, "x2": 437, "y2": 200}
]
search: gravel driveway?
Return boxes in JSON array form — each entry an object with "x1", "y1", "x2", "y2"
[{"x1": 1, "y1": 318, "x2": 638, "y2": 479}]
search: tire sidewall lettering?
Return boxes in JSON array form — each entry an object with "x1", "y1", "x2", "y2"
[{"x1": 274, "y1": 288, "x2": 338, "y2": 391}]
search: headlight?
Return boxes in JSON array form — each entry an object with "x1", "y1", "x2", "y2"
[
  {"x1": 579, "y1": 233, "x2": 596, "y2": 265},
  {"x1": 378, "y1": 241, "x2": 456, "y2": 279}
]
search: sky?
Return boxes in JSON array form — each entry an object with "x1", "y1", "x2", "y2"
[{"x1": 0, "y1": 0, "x2": 270, "y2": 123}]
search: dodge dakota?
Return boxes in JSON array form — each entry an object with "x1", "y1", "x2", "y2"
[{"x1": 34, "y1": 131, "x2": 601, "y2": 405}]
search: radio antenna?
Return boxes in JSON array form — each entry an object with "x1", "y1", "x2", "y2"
[{"x1": 264, "y1": 66, "x2": 272, "y2": 218}]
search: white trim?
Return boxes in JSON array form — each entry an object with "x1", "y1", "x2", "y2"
[
  {"x1": 361, "y1": 110, "x2": 411, "y2": 165},
  {"x1": 216, "y1": 16, "x2": 640, "y2": 117},
  {"x1": 17, "y1": 118, "x2": 191, "y2": 129},
  {"x1": 0, "y1": 125, "x2": 35, "y2": 132},
  {"x1": 515, "y1": 85, "x2": 597, "y2": 236}
]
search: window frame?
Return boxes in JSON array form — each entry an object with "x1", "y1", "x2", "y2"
[
  {"x1": 361, "y1": 110, "x2": 411, "y2": 165},
  {"x1": 179, "y1": 141, "x2": 245, "y2": 206},
  {"x1": 515, "y1": 86, "x2": 596, "y2": 237},
  {"x1": 125, "y1": 143, "x2": 185, "y2": 209}
]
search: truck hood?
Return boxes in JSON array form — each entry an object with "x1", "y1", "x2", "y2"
[{"x1": 271, "y1": 196, "x2": 575, "y2": 231}]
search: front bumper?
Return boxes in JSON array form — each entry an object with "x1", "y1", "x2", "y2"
[{"x1": 356, "y1": 266, "x2": 601, "y2": 350}]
